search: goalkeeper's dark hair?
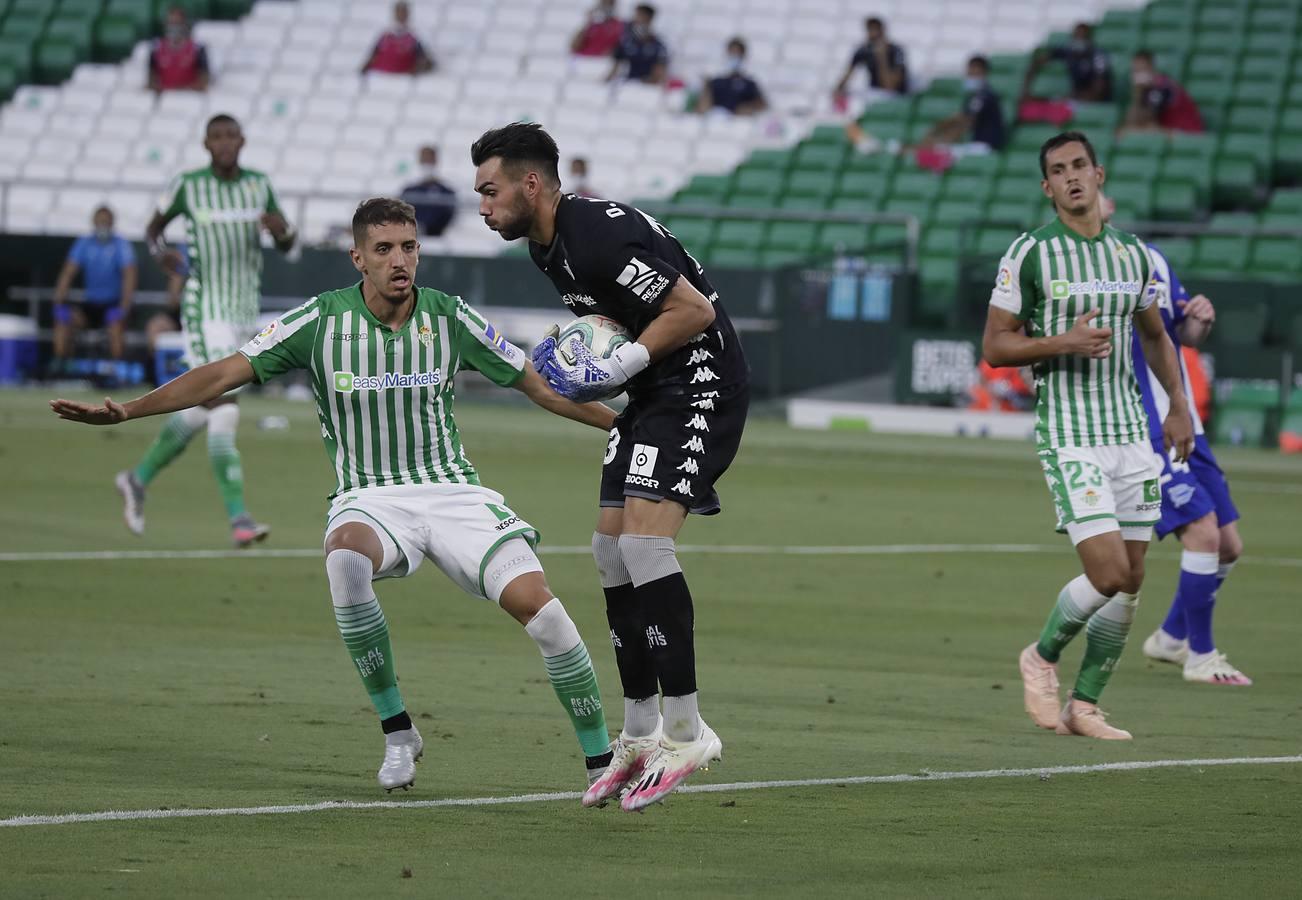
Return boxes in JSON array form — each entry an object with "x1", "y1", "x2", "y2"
[
  {"x1": 470, "y1": 122, "x2": 561, "y2": 186},
  {"x1": 1039, "y1": 130, "x2": 1098, "y2": 177},
  {"x1": 352, "y1": 197, "x2": 417, "y2": 246}
]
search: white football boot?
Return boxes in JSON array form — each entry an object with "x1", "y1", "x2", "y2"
[
  {"x1": 582, "y1": 720, "x2": 663, "y2": 808},
  {"x1": 115, "y1": 470, "x2": 145, "y2": 536},
  {"x1": 377, "y1": 726, "x2": 424, "y2": 792},
  {"x1": 621, "y1": 718, "x2": 722, "y2": 812},
  {"x1": 1142, "y1": 629, "x2": 1189, "y2": 665},
  {"x1": 1183, "y1": 651, "x2": 1253, "y2": 686}
]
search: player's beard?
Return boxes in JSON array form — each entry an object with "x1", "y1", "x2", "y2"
[{"x1": 494, "y1": 193, "x2": 534, "y2": 241}]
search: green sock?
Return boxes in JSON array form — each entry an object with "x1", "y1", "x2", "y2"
[
  {"x1": 134, "y1": 411, "x2": 203, "y2": 485},
  {"x1": 207, "y1": 431, "x2": 247, "y2": 520},
  {"x1": 1035, "y1": 574, "x2": 1109, "y2": 663},
  {"x1": 1074, "y1": 592, "x2": 1139, "y2": 704},
  {"x1": 542, "y1": 642, "x2": 610, "y2": 757},
  {"x1": 335, "y1": 596, "x2": 404, "y2": 719}
]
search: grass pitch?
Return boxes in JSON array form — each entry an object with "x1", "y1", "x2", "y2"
[{"x1": 1, "y1": 388, "x2": 1300, "y2": 898}]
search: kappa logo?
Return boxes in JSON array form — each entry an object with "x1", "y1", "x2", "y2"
[
  {"x1": 671, "y1": 478, "x2": 694, "y2": 497},
  {"x1": 677, "y1": 457, "x2": 700, "y2": 475},
  {"x1": 690, "y1": 398, "x2": 715, "y2": 411},
  {"x1": 687, "y1": 348, "x2": 714, "y2": 365},
  {"x1": 330, "y1": 331, "x2": 368, "y2": 341},
  {"x1": 1169, "y1": 483, "x2": 1196, "y2": 508},
  {"x1": 690, "y1": 367, "x2": 719, "y2": 384},
  {"x1": 616, "y1": 256, "x2": 672, "y2": 303},
  {"x1": 686, "y1": 414, "x2": 710, "y2": 432},
  {"x1": 562, "y1": 259, "x2": 575, "y2": 280},
  {"x1": 681, "y1": 435, "x2": 705, "y2": 453}
]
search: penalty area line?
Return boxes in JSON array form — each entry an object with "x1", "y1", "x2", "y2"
[{"x1": 2, "y1": 755, "x2": 1300, "y2": 829}]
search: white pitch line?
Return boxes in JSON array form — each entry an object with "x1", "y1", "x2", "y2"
[
  {"x1": 3, "y1": 544, "x2": 1301, "y2": 568},
  {"x1": 2, "y1": 755, "x2": 1299, "y2": 829}
]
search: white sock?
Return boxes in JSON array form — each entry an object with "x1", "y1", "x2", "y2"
[
  {"x1": 1186, "y1": 649, "x2": 1218, "y2": 667},
  {"x1": 523, "y1": 598, "x2": 582, "y2": 657},
  {"x1": 623, "y1": 696, "x2": 660, "y2": 738},
  {"x1": 662, "y1": 692, "x2": 700, "y2": 742},
  {"x1": 1156, "y1": 629, "x2": 1186, "y2": 648}
]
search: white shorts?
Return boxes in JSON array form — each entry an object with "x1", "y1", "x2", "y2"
[
  {"x1": 1039, "y1": 442, "x2": 1163, "y2": 545},
  {"x1": 183, "y1": 318, "x2": 256, "y2": 369},
  {"x1": 323, "y1": 483, "x2": 542, "y2": 601}
]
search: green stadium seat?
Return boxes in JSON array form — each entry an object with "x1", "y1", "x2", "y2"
[
  {"x1": 975, "y1": 227, "x2": 1015, "y2": 259},
  {"x1": 0, "y1": 13, "x2": 48, "y2": 42},
  {"x1": 707, "y1": 247, "x2": 761, "y2": 269},
  {"x1": 860, "y1": 99, "x2": 911, "y2": 126},
  {"x1": 1070, "y1": 103, "x2": 1119, "y2": 133},
  {"x1": 104, "y1": 0, "x2": 155, "y2": 36},
  {"x1": 757, "y1": 248, "x2": 808, "y2": 269},
  {"x1": 842, "y1": 151, "x2": 899, "y2": 179},
  {"x1": 733, "y1": 168, "x2": 777, "y2": 196},
  {"x1": 1152, "y1": 181, "x2": 1199, "y2": 220},
  {"x1": 1265, "y1": 189, "x2": 1302, "y2": 215},
  {"x1": 1211, "y1": 156, "x2": 1259, "y2": 206},
  {"x1": 998, "y1": 149, "x2": 1040, "y2": 177},
  {"x1": 663, "y1": 218, "x2": 715, "y2": 251},
  {"x1": 880, "y1": 197, "x2": 932, "y2": 223},
  {"x1": 950, "y1": 152, "x2": 1001, "y2": 179},
  {"x1": 914, "y1": 95, "x2": 957, "y2": 123},
  {"x1": 210, "y1": 0, "x2": 255, "y2": 17},
  {"x1": 889, "y1": 171, "x2": 943, "y2": 202},
  {"x1": 164, "y1": 0, "x2": 211, "y2": 22},
  {"x1": 816, "y1": 222, "x2": 871, "y2": 255},
  {"x1": 725, "y1": 192, "x2": 781, "y2": 209},
  {"x1": 939, "y1": 173, "x2": 992, "y2": 205},
  {"x1": 713, "y1": 219, "x2": 766, "y2": 250},
  {"x1": 827, "y1": 196, "x2": 880, "y2": 215},
  {"x1": 793, "y1": 143, "x2": 848, "y2": 172},
  {"x1": 1194, "y1": 234, "x2": 1251, "y2": 274},
  {"x1": 777, "y1": 194, "x2": 830, "y2": 211},
  {"x1": 9, "y1": 0, "x2": 53, "y2": 18},
  {"x1": 918, "y1": 256, "x2": 960, "y2": 304},
  {"x1": 806, "y1": 123, "x2": 849, "y2": 146},
  {"x1": 1237, "y1": 53, "x2": 1290, "y2": 86},
  {"x1": 1213, "y1": 302, "x2": 1269, "y2": 346},
  {"x1": 866, "y1": 222, "x2": 909, "y2": 265},
  {"x1": 1248, "y1": 237, "x2": 1301, "y2": 279},
  {"x1": 932, "y1": 199, "x2": 985, "y2": 227},
  {"x1": 1289, "y1": 314, "x2": 1302, "y2": 355},
  {"x1": 928, "y1": 77, "x2": 963, "y2": 99},
  {"x1": 785, "y1": 170, "x2": 837, "y2": 200},
  {"x1": 0, "y1": 64, "x2": 17, "y2": 102},
  {"x1": 93, "y1": 14, "x2": 138, "y2": 59},
  {"x1": 1227, "y1": 106, "x2": 1278, "y2": 136},
  {"x1": 43, "y1": 16, "x2": 94, "y2": 54},
  {"x1": 836, "y1": 170, "x2": 885, "y2": 202},
  {"x1": 34, "y1": 38, "x2": 80, "y2": 83},
  {"x1": 675, "y1": 174, "x2": 730, "y2": 205},
  {"x1": 1274, "y1": 134, "x2": 1302, "y2": 182},
  {"x1": 764, "y1": 221, "x2": 819, "y2": 254},
  {"x1": 1212, "y1": 406, "x2": 1267, "y2": 447},
  {"x1": 57, "y1": 0, "x2": 107, "y2": 14},
  {"x1": 1010, "y1": 125, "x2": 1061, "y2": 155},
  {"x1": 1103, "y1": 176, "x2": 1154, "y2": 218},
  {"x1": 1161, "y1": 156, "x2": 1213, "y2": 204},
  {"x1": 921, "y1": 225, "x2": 963, "y2": 258},
  {"x1": 1110, "y1": 153, "x2": 1163, "y2": 181},
  {"x1": 1152, "y1": 238, "x2": 1194, "y2": 271},
  {"x1": 744, "y1": 148, "x2": 793, "y2": 171},
  {"x1": 0, "y1": 37, "x2": 33, "y2": 80}
]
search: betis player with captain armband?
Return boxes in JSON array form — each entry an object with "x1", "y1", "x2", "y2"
[
  {"x1": 52, "y1": 198, "x2": 617, "y2": 794},
  {"x1": 983, "y1": 131, "x2": 1194, "y2": 740}
]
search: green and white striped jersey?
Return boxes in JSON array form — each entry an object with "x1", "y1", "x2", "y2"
[
  {"x1": 240, "y1": 284, "x2": 526, "y2": 497},
  {"x1": 158, "y1": 167, "x2": 284, "y2": 325},
  {"x1": 989, "y1": 218, "x2": 1155, "y2": 450}
]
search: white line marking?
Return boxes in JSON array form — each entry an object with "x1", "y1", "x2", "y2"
[
  {"x1": 3, "y1": 755, "x2": 1298, "y2": 828},
  {"x1": 3, "y1": 544, "x2": 1300, "y2": 568}
]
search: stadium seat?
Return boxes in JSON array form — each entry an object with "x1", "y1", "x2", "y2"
[
  {"x1": 1249, "y1": 237, "x2": 1302, "y2": 280},
  {"x1": 765, "y1": 221, "x2": 819, "y2": 254},
  {"x1": 816, "y1": 222, "x2": 871, "y2": 255},
  {"x1": 1212, "y1": 405, "x2": 1267, "y2": 447}
]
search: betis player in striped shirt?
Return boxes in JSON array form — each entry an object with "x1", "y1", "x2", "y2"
[
  {"x1": 52, "y1": 198, "x2": 619, "y2": 794},
  {"x1": 983, "y1": 131, "x2": 1194, "y2": 740},
  {"x1": 116, "y1": 114, "x2": 296, "y2": 547}
]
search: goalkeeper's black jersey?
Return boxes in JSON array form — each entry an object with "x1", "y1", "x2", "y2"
[{"x1": 527, "y1": 194, "x2": 748, "y2": 398}]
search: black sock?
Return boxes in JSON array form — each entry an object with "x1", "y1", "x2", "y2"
[
  {"x1": 604, "y1": 582, "x2": 659, "y2": 700},
  {"x1": 635, "y1": 572, "x2": 697, "y2": 697},
  {"x1": 381, "y1": 711, "x2": 413, "y2": 734}
]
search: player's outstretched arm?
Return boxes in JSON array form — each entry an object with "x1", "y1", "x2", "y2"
[
  {"x1": 514, "y1": 363, "x2": 617, "y2": 431},
  {"x1": 1135, "y1": 304, "x2": 1194, "y2": 461},
  {"x1": 983, "y1": 306, "x2": 1112, "y2": 367},
  {"x1": 50, "y1": 353, "x2": 255, "y2": 426}
]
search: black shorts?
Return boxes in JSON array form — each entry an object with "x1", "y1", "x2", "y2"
[{"x1": 600, "y1": 382, "x2": 749, "y2": 515}]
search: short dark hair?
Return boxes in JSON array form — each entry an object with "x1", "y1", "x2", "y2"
[
  {"x1": 635, "y1": 4, "x2": 655, "y2": 19},
  {"x1": 1133, "y1": 48, "x2": 1154, "y2": 64},
  {"x1": 727, "y1": 37, "x2": 746, "y2": 55},
  {"x1": 1039, "y1": 130, "x2": 1098, "y2": 177},
  {"x1": 968, "y1": 55, "x2": 990, "y2": 73},
  {"x1": 352, "y1": 197, "x2": 417, "y2": 245},
  {"x1": 866, "y1": 16, "x2": 884, "y2": 30},
  {"x1": 93, "y1": 205, "x2": 113, "y2": 219},
  {"x1": 206, "y1": 113, "x2": 240, "y2": 134},
  {"x1": 470, "y1": 122, "x2": 561, "y2": 186}
]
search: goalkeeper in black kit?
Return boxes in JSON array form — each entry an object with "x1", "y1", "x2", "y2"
[{"x1": 471, "y1": 122, "x2": 750, "y2": 811}]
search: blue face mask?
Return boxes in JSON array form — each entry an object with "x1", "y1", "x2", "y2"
[
  {"x1": 725, "y1": 54, "x2": 744, "y2": 73},
  {"x1": 963, "y1": 77, "x2": 983, "y2": 92},
  {"x1": 94, "y1": 226, "x2": 112, "y2": 241}
]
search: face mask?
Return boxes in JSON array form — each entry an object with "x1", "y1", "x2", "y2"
[
  {"x1": 631, "y1": 24, "x2": 649, "y2": 38},
  {"x1": 1132, "y1": 70, "x2": 1153, "y2": 86},
  {"x1": 962, "y1": 76, "x2": 983, "y2": 92},
  {"x1": 420, "y1": 164, "x2": 438, "y2": 180},
  {"x1": 94, "y1": 226, "x2": 112, "y2": 241},
  {"x1": 166, "y1": 24, "x2": 186, "y2": 41},
  {"x1": 1070, "y1": 39, "x2": 1088, "y2": 52},
  {"x1": 725, "y1": 54, "x2": 744, "y2": 73}
]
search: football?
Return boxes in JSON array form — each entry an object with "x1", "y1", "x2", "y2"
[{"x1": 555, "y1": 314, "x2": 632, "y2": 365}]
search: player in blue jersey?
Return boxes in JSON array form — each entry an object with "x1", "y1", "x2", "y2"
[{"x1": 1102, "y1": 196, "x2": 1251, "y2": 685}]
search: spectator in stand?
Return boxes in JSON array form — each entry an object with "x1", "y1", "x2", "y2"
[
  {"x1": 361, "y1": 2, "x2": 435, "y2": 76},
  {"x1": 1118, "y1": 50, "x2": 1204, "y2": 137},
  {"x1": 833, "y1": 17, "x2": 909, "y2": 105},
  {"x1": 1022, "y1": 22, "x2": 1112, "y2": 104},
  {"x1": 848, "y1": 56, "x2": 1004, "y2": 160},
  {"x1": 148, "y1": 6, "x2": 209, "y2": 93},
  {"x1": 400, "y1": 146, "x2": 457, "y2": 236},
  {"x1": 607, "y1": 4, "x2": 668, "y2": 85},
  {"x1": 696, "y1": 38, "x2": 767, "y2": 116},
  {"x1": 51, "y1": 206, "x2": 137, "y2": 367},
  {"x1": 571, "y1": 0, "x2": 625, "y2": 57},
  {"x1": 569, "y1": 157, "x2": 599, "y2": 198}
]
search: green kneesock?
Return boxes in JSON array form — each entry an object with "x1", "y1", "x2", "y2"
[
  {"x1": 1074, "y1": 593, "x2": 1139, "y2": 704},
  {"x1": 1036, "y1": 574, "x2": 1110, "y2": 663},
  {"x1": 207, "y1": 406, "x2": 247, "y2": 520},
  {"x1": 334, "y1": 595, "x2": 404, "y2": 720},
  {"x1": 134, "y1": 409, "x2": 205, "y2": 486},
  {"x1": 527, "y1": 598, "x2": 609, "y2": 757}
]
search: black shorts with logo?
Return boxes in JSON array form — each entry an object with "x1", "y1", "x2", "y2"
[{"x1": 599, "y1": 381, "x2": 749, "y2": 515}]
